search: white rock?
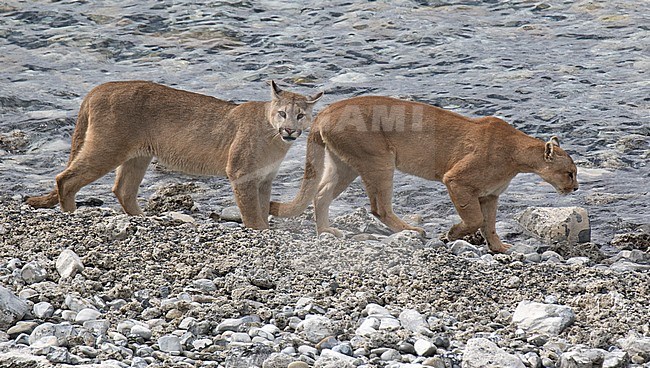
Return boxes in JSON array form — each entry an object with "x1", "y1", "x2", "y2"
[
  {"x1": 130, "y1": 325, "x2": 152, "y2": 340},
  {"x1": 167, "y1": 211, "x2": 195, "y2": 223},
  {"x1": 83, "y1": 320, "x2": 110, "y2": 336},
  {"x1": 618, "y1": 332, "x2": 650, "y2": 359},
  {"x1": 56, "y1": 249, "x2": 84, "y2": 278},
  {"x1": 20, "y1": 262, "x2": 47, "y2": 284},
  {"x1": 560, "y1": 347, "x2": 630, "y2": 368},
  {"x1": 298, "y1": 315, "x2": 334, "y2": 343},
  {"x1": 158, "y1": 335, "x2": 182, "y2": 352},
  {"x1": 319, "y1": 348, "x2": 358, "y2": 365},
  {"x1": 414, "y1": 339, "x2": 437, "y2": 357},
  {"x1": 515, "y1": 207, "x2": 590, "y2": 245},
  {"x1": 379, "y1": 317, "x2": 401, "y2": 330},
  {"x1": 462, "y1": 338, "x2": 525, "y2": 368},
  {"x1": 230, "y1": 332, "x2": 252, "y2": 343},
  {"x1": 192, "y1": 338, "x2": 212, "y2": 350},
  {"x1": 262, "y1": 352, "x2": 295, "y2": 368},
  {"x1": 512, "y1": 301, "x2": 575, "y2": 335},
  {"x1": 0, "y1": 286, "x2": 29, "y2": 330},
  {"x1": 399, "y1": 309, "x2": 428, "y2": 333},
  {"x1": 355, "y1": 317, "x2": 380, "y2": 337},
  {"x1": 33, "y1": 302, "x2": 54, "y2": 319},
  {"x1": 365, "y1": 303, "x2": 392, "y2": 318},
  {"x1": 75, "y1": 308, "x2": 102, "y2": 323}
]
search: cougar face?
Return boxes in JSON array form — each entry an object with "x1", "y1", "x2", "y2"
[{"x1": 268, "y1": 81, "x2": 323, "y2": 142}]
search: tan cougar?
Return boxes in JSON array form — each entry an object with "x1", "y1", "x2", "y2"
[
  {"x1": 26, "y1": 80, "x2": 322, "y2": 229},
  {"x1": 270, "y1": 96, "x2": 579, "y2": 252}
]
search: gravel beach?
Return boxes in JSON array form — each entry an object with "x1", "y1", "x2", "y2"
[{"x1": 1, "y1": 197, "x2": 649, "y2": 367}]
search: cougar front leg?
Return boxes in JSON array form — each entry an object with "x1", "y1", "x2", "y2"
[
  {"x1": 230, "y1": 179, "x2": 268, "y2": 230},
  {"x1": 479, "y1": 195, "x2": 511, "y2": 253},
  {"x1": 444, "y1": 181, "x2": 484, "y2": 241}
]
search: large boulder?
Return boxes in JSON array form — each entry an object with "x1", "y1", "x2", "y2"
[
  {"x1": 512, "y1": 301, "x2": 575, "y2": 335},
  {"x1": 515, "y1": 207, "x2": 590, "y2": 245}
]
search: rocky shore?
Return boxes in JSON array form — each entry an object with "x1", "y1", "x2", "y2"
[{"x1": 1, "y1": 197, "x2": 649, "y2": 368}]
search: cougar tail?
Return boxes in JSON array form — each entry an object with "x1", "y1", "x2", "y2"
[
  {"x1": 25, "y1": 98, "x2": 91, "y2": 209},
  {"x1": 270, "y1": 127, "x2": 326, "y2": 217}
]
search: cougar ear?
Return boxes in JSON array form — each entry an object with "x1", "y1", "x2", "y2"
[
  {"x1": 544, "y1": 141, "x2": 555, "y2": 162},
  {"x1": 269, "y1": 80, "x2": 282, "y2": 100},
  {"x1": 550, "y1": 136, "x2": 560, "y2": 147},
  {"x1": 306, "y1": 91, "x2": 324, "y2": 105}
]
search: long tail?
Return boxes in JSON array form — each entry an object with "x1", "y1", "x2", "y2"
[
  {"x1": 270, "y1": 126, "x2": 326, "y2": 217},
  {"x1": 25, "y1": 98, "x2": 91, "y2": 209}
]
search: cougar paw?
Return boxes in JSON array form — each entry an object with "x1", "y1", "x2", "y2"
[{"x1": 319, "y1": 227, "x2": 344, "y2": 238}]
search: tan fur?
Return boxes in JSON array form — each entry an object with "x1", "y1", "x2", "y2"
[
  {"x1": 270, "y1": 96, "x2": 579, "y2": 252},
  {"x1": 26, "y1": 80, "x2": 322, "y2": 229}
]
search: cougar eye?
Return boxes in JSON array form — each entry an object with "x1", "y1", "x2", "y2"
[
  {"x1": 297, "y1": 113, "x2": 305, "y2": 120},
  {"x1": 278, "y1": 111, "x2": 286, "y2": 118}
]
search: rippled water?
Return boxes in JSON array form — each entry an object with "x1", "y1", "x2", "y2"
[{"x1": 1, "y1": 0, "x2": 648, "y2": 246}]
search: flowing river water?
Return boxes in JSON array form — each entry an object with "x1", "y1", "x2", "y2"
[{"x1": 0, "y1": 0, "x2": 648, "y2": 247}]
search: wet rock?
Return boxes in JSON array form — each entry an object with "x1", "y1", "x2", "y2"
[
  {"x1": 515, "y1": 207, "x2": 591, "y2": 245},
  {"x1": 56, "y1": 249, "x2": 84, "y2": 278},
  {"x1": 512, "y1": 301, "x2": 575, "y2": 335},
  {"x1": 298, "y1": 316, "x2": 334, "y2": 344},
  {"x1": 462, "y1": 338, "x2": 525, "y2": 368},
  {"x1": 0, "y1": 286, "x2": 29, "y2": 329}
]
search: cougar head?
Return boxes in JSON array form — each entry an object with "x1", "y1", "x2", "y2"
[
  {"x1": 267, "y1": 80, "x2": 323, "y2": 142},
  {"x1": 538, "y1": 136, "x2": 579, "y2": 195}
]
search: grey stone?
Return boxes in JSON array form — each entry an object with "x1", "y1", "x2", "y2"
[
  {"x1": 559, "y1": 347, "x2": 629, "y2": 368},
  {"x1": 230, "y1": 332, "x2": 251, "y2": 343},
  {"x1": 56, "y1": 249, "x2": 84, "y2": 278},
  {"x1": 355, "y1": 317, "x2": 380, "y2": 336},
  {"x1": 399, "y1": 309, "x2": 428, "y2": 333},
  {"x1": 158, "y1": 334, "x2": 182, "y2": 352},
  {"x1": 566, "y1": 256, "x2": 590, "y2": 266},
  {"x1": 298, "y1": 315, "x2": 334, "y2": 343},
  {"x1": 130, "y1": 325, "x2": 152, "y2": 340},
  {"x1": 191, "y1": 278, "x2": 216, "y2": 292},
  {"x1": 166, "y1": 211, "x2": 195, "y2": 223},
  {"x1": 462, "y1": 338, "x2": 525, "y2": 368},
  {"x1": 382, "y1": 230, "x2": 424, "y2": 248},
  {"x1": 365, "y1": 303, "x2": 392, "y2": 318},
  {"x1": 20, "y1": 261, "x2": 47, "y2": 284},
  {"x1": 617, "y1": 333, "x2": 650, "y2": 361},
  {"x1": 192, "y1": 338, "x2": 212, "y2": 350},
  {"x1": 75, "y1": 308, "x2": 102, "y2": 323},
  {"x1": 83, "y1": 319, "x2": 110, "y2": 336},
  {"x1": 380, "y1": 348, "x2": 401, "y2": 361},
  {"x1": 0, "y1": 286, "x2": 29, "y2": 330},
  {"x1": 298, "y1": 345, "x2": 318, "y2": 357},
  {"x1": 262, "y1": 352, "x2": 295, "y2": 368},
  {"x1": 449, "y1": 240, "x2": 483, "y2": 256},
  {"x1": 515, "y1": 207, "x2": 590, "y2": 245},
  {"x1": 216, "y1": 316, "x2": 260, "y2": 332},
  {"x1": 220, "y1": 206, "x2": 242, "y2": 222},
  {"x1": 319, "y1": 348, "x2": 358, "y2": 365},
  {"x1": 512, "y1": 301, "x2": 575, "y2": 335},
  {"x1": 609, "y1": 260, "x2": 650, "y2": 272},
  {"x1": 414, "y1": 339, "x2": 437, "y2": 357},
  {"x1": 63, "y1": 294, "x2": 94, "y2": 313},
  {"x1": 379, "y1": 316, "x2": 401, "y2": 330},
  {"x1": 7, "y1": 321, "x2": 38, "y2": 336},
  {"x1": 29, "y1": 322, "x2": 78, "y2": 347},
  {"x1": 33, "y1": 302, "x2": 54, "y2": 319},
  {"x1": 316, "y1": 336, "x2": 339, "y2": 350},
  {"x1": 288, "y1": 362, "x2": 310, "y2": 368}
]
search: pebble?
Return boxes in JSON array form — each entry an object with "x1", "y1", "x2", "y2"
[
  {"x1": 130, "y1": 325, "x2": 153, "y2": 340},
  {"x1": 414, "y1": 339, "x2": 437, "y2": 357},
  {"x1": 298, "y1": 315, "x2": 334, "y2": 343},
  {"x1": 381, "y1": 348, "x2": 402, "y2": 361},
  {"x1": 399, "y1": 309, "x2": 428, "y2": 333},
  {"x1": 220, "y1": 206, "x2": 242, "y2": 222},
  {"x1": 287, "y1": 362, "x2": 310, "y2": 368}
]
